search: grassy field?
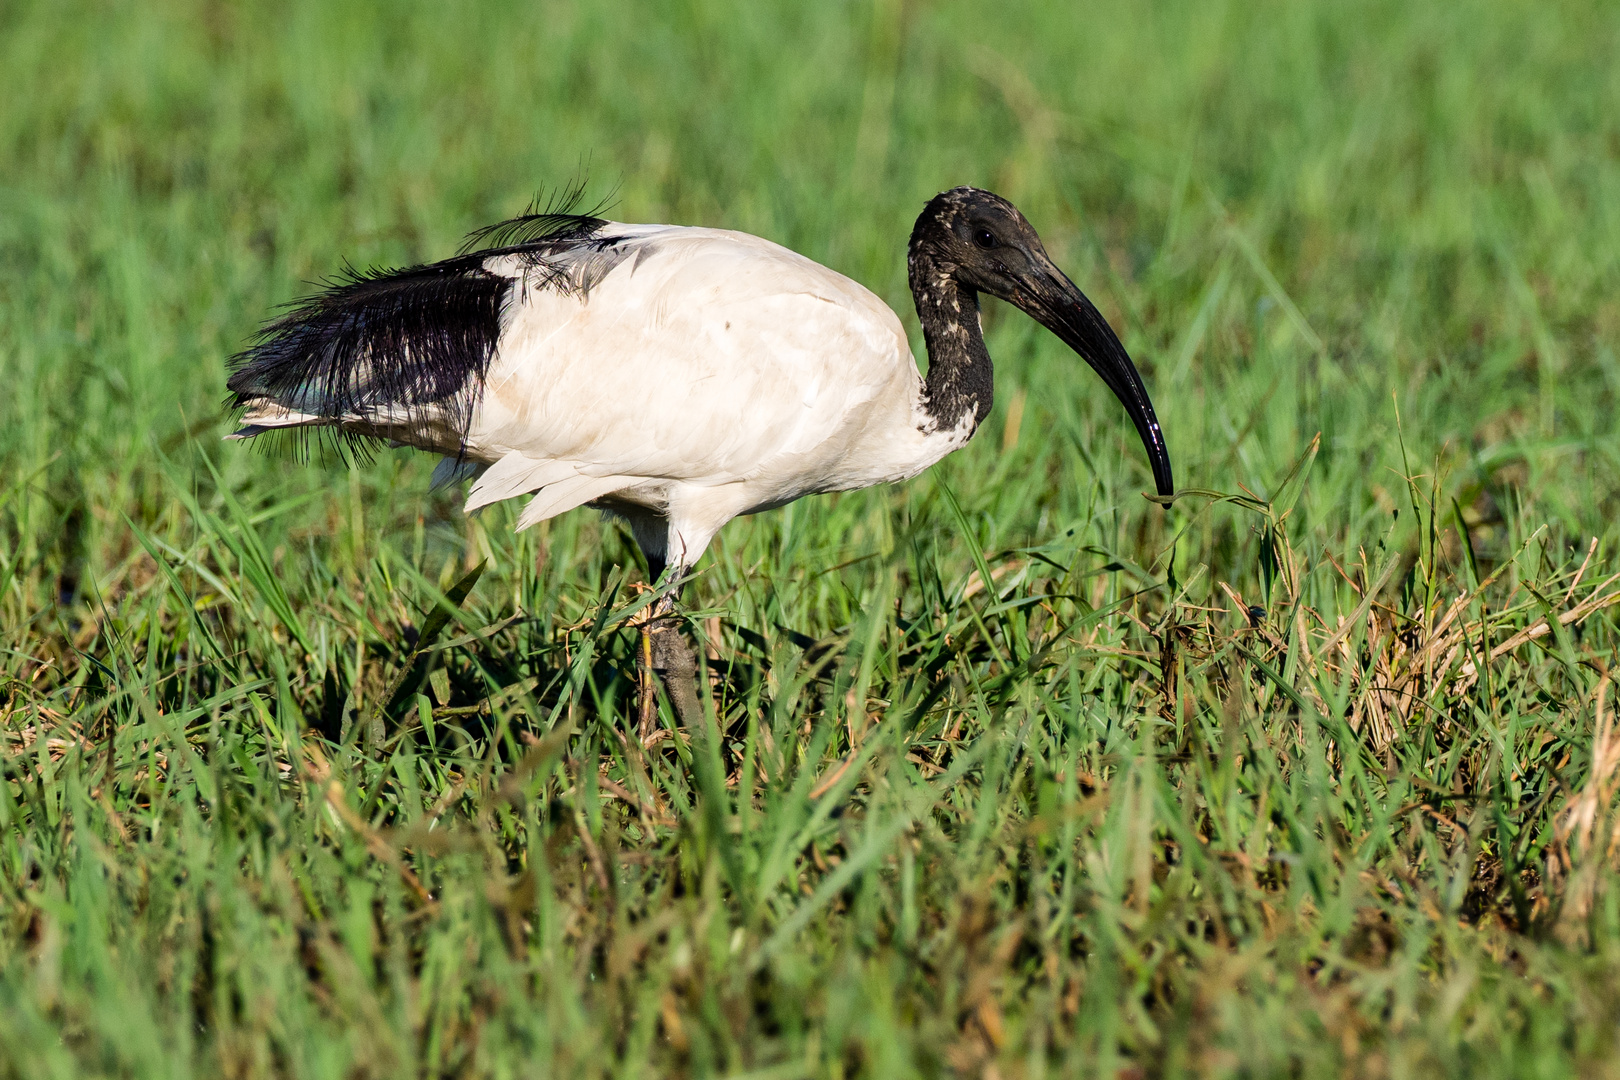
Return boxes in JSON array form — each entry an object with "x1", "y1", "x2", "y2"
[{"x1": 4, "y1": 0, "x2": 1620, "y2": 1074}]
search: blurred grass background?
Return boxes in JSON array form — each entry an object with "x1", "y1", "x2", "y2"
[{"x1": 3, "y1": 0, "x2": 1620, "y2": 1076}]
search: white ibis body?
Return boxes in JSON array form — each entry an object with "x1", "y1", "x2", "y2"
[{"x1": 228, "y1": 188, "x2": 1174, "y2": 593}]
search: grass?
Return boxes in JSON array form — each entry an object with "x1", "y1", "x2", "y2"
[{"x1": 3, "y1": 0, "x2": 1620, "y2": 1074}]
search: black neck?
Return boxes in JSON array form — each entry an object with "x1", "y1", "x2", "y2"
[{"x1": 907, "y1": 246, "x2": 994, "y2": 433}]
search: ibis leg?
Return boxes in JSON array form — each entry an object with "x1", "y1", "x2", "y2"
[
  {"x1": 636, "y1": 551, "x2": 669, "y2": 740},
  {"x1": 637, "y1": 578, "x2": 703, "y2": 739},
  {"x1": 637, "y1": 620, "x2": 657, "y2": 739}
]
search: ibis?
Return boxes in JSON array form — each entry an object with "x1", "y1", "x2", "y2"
[{"x1": 228, "y1": 187, "x2": 1174, "y2": 728}]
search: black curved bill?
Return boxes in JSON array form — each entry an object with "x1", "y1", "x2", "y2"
[{"x1": 1018, "y1": 267, "x2": 1174, "y2": 498}]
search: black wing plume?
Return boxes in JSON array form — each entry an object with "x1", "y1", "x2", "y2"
[
  {"x1": 226, "y1": 198, "x2": 612, "y2": 460},
  {"x1": 459, "y1": 180, "x2": 614, "y2": 253}
]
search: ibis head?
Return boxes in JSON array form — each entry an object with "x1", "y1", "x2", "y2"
[{"x1": 909, "y1": 187, "x2": 1174, "y2": 498}]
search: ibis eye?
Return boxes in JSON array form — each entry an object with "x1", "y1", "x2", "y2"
[{"x1": 972, "y1": 228, "x2": 996, "y2": 249}]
